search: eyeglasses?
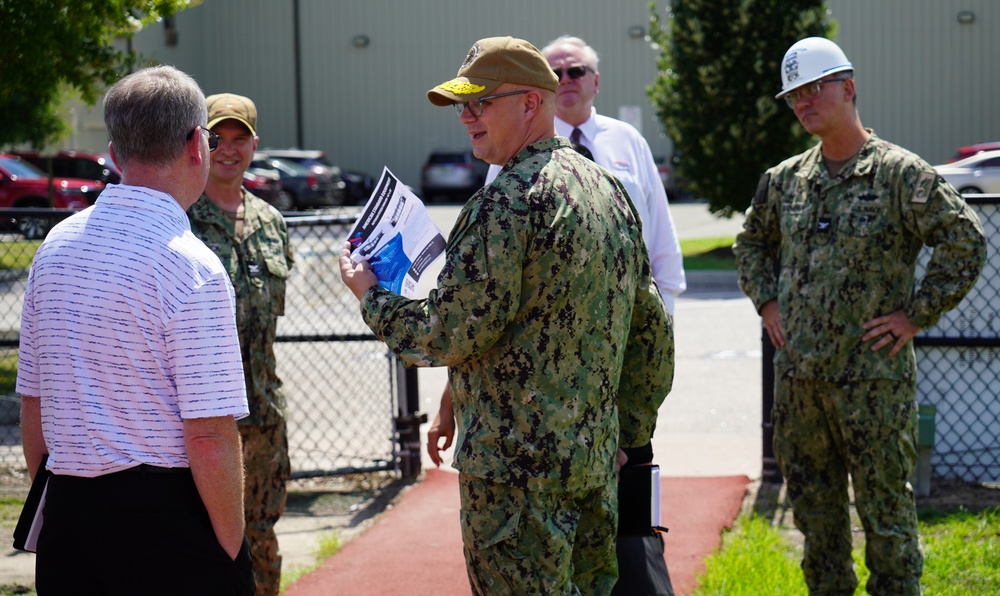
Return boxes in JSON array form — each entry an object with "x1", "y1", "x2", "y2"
[
  {"x1": 552, "y1": 66, "x2": 591, "y2": 80},
  {"x1": 453, "y1": 90, "x2": 529, "y2": 118},
  {"x1": 186, "y1": 126, "x2": 220, "y2": 151},
  {"x1": 783, "y1": 78, "x2": 848, "y2": 108}
]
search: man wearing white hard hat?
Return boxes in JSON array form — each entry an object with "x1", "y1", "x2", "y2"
[{"x1": 734, "y1": 37, "x2": 985, "y2": 595}]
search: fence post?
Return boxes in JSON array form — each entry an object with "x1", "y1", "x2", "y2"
[{"x1": 395, "y1": 360, "x2": 426, "y2": 478}]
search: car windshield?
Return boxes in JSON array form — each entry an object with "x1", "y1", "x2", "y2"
[
  {"x1": 951, "y1": 151, "x2": 1000, "y2": 168},
  {"x1": 260, "y1": 157, "x2": 310, "y2": 176},
  {"x1": 0, "y1": 157, "x2": 45, "y2": 179}
]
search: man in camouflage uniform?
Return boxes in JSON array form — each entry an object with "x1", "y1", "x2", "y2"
[
  {"x1": 734, "y1": 38, "x2": 985, "y2": 595},
  {"x1": 188, "y1": 93, "x2": 294, "y2": 596},
  {"x1": 340, "y1": 37, "x2": 672, "y2": 595}
]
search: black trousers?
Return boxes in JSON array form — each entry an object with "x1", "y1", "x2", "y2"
[
  {"x1": 36, "y1": 466, "x2": 255, "y2": 596},
  {"x1": 611, "y1": 534, "x2": 675, "y2": 596}
]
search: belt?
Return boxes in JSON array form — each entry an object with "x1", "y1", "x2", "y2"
[{"x1": 124, "y1": 464, "x2": 191, "y2": 475}]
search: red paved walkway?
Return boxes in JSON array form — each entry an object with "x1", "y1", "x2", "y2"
[{"x1": 286, "y1": 469, "x2": 749, "y2": 596}]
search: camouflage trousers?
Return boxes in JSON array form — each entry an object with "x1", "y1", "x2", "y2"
[
  {"x1": 458, "y1": 474, "x2": 618, "y2": 595},
  {"x1": 774, "y1": 376, "x2": 923, "y2": 595},
  {"x1": 240, "y1": 421, "x2": 291, "y2": 596}
]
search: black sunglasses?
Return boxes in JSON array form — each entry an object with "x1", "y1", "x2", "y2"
[
  {"x1": 552, "y1": 66, "x2": 591, "y2": 80},
  {"x1": 187, "y1": 126, "x2": 220, "y2": 152}
]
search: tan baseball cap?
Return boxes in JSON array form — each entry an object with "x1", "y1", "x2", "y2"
[
  {"x1": 206, "y1": 93, "x2": 257, "y2": 136},
  {"x1": 427, "y1": 37, "x2": 559, "y2": 106}
]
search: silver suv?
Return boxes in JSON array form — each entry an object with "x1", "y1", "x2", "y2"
[{"x1": 420, "y1": 149, "x2": 490, "y2": 204}]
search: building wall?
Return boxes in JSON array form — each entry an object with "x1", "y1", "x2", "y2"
[
  {"x1": 830, "y1": 0, "x2": 999, "y2": 164},
  {"x1": 80, "y1": 0, "x2": 1000, "y2": 193}
]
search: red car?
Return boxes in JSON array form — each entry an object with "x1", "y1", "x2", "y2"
[
  {"x1": 0, "y1": 153, "x2": 102, "y2": 238},
  {"x1": 947, "y1": 142, "x2": 1000, "y2": 163},
  {"x1": 14, "y1": 150, "x2": 122, "y2": 185}
]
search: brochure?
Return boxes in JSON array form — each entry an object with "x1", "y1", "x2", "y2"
[
  {"x1": 347, "y1": 167, "x2": 446, "y2": 298},
  {"x1": 618, "y1": 464, "x2": 668, "y2": 536},
  {"x1": 13, "y1": 455, "x2": 50, "y2": 552}
]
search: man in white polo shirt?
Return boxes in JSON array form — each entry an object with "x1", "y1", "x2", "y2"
[{"x1": 17, "y1": 66, "x2": 254, "y2": 595}]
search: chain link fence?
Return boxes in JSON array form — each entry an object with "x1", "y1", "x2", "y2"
[
  {"x1": 0, "y1": 208, "x2": 412, "y2": 485},
  {"x1": 915, "y1": 196, "x2": 999, "y2": 483}
]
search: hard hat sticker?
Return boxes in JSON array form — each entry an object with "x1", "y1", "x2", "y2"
[{"x1": 784, "y1": 50, "x2": 801, "y2": 84}]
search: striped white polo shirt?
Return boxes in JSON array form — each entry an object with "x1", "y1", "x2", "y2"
[{"x1": 17, "y1": 184, "x2": 249, "y2": 477}]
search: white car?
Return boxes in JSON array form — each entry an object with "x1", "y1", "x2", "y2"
[{"x1": 934, "y1": 149, "x2": 1000, "y2": 195}]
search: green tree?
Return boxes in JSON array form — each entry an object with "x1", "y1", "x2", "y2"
[
  {"x1": 647, "y1": 0, "x2": 835, "y2": 216},
  {"x1": 0, "y1": 0, "x2": 199, "y2": 148}
]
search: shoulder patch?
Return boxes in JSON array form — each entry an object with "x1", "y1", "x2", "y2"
[
  {"x1": 911, "y1": 171, "x2": 935, "y2": 204},
  {"x1": 752, "y1": 173, "x2": 770, "y2": 206}
]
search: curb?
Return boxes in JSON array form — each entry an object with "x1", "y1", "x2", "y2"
[{"x1": 685, "y1": 270, "x2": 740, "y2": 292}]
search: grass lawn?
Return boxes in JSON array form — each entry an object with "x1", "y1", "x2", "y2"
[
  {"x1": 681, "y1": 236, "x2": 736, "y2": 270},
  {"x1": 695, "y1": 506, "x2": 1000, "y2": 595},
  {"x1": 0, "y1": 240, "x2": 40, "y2": 271}
]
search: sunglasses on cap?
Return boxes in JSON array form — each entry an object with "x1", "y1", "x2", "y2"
[{"x1": 552, "y1": 65, "x2": 591, "y2": 80}]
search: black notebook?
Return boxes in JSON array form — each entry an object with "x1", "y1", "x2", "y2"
[
  {"x1": 617, "y1": 464, "x2": 668, "y2": 537},
  {"x1": 13, "y1": 455, "x2": 50, "y2": 553}
]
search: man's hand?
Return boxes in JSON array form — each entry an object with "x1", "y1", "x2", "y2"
[
  {"x1": 339, "y1": 241, "x2": 379, "y2": 301},
  {"x1": 427, "y1": 386, "x2": 456, "y2": 467},
  {"x1": 760, "y1": 299, "x2": 786, "y2": 348},
  {"x1": 862, "y1": 309, "x2": 921, "y2": 357},
  {"x1": 184, "y1": 415, "x2": 245, "y2": 559}
]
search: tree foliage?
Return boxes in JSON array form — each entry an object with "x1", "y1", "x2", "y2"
[
  {"x1": 0, "y1": 0, "x2": 199, "y2": 148},
  {"x1": 647, "y1": 0, "x2": 835, "y2": 216}
]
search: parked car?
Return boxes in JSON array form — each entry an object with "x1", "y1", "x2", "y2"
[
  {"x1": 14, "y1": 150, "x2": 122, "y2": 184},
  {"x1": 420, "y1": 149, "x2": 490, "y2": 203},
  {"x1": 250, "y1": 154, "x2": 340, "y2": 210},
  {"x1": 946, "y1": 141, "x2": 1000, "y2": 163},
  {"x1": 0, "y1": 153, "x2": 102, "y2": 238},
  {"x1": 340, "y1": 168, "x2": 376, "y2": 205},
  {"x1": 243, "y1": 166, "x2": 293, "y2": 211},
  {"x1": 934, "y1": 149, "x2": 1000, "y2": 195},
  {"x1": 653, "y1": 154, "x2": 691, "y2": 202},
  {"x1": 256, "y1": 149, "x2": 348, "y2": 205}
]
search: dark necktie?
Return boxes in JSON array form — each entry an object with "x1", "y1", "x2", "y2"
[{"x1": 570, "y1": 127, "x2": 594, "y2": 161}]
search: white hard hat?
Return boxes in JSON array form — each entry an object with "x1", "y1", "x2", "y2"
[{"x1": 776, "y1": 37, "x2": 853, "y2": 99}]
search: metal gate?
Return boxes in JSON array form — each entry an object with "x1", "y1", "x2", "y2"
[{"x1": 0, "y1": 208, "x2": 414, "y2": 482}]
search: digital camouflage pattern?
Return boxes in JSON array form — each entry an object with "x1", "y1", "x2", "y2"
[
  {"x1": 188, "y1": 190, "x2": 293, "y2": 596},
  {"x1": 361, "y1": 136, "x2": 671, "y2": 492},
  {"x1": 240, "y1": 422, "x2": 290, "y2": 596},
  {"x1": 617, "y1": 283, "x2": 674, "y2": 449},
  {"x1": 734, "y1": 131, "x2": 985, "y2": 383},
  {"x1": 459, "y1": 473, "x2": 617, "y2": 595},
  {"x1": 734, "y1": 131, "x2": 985, "y2": 595},
  {"x1": 361, "y1": 136, "x2": 673, "y2": 593},
  {"x1": 775, "y1": 377, "x2": 922, "y2": 595}
]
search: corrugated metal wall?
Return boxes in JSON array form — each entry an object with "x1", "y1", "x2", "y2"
[
  {"x1": 131, "y1": 0, "x2": 673, "y2": 186},
  {"x1": 829, "y1": 0, "x2": 1000, "y2": 164},
  {"x1": 117, "y1": 1, "x2": 999, "y2": 189}
]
